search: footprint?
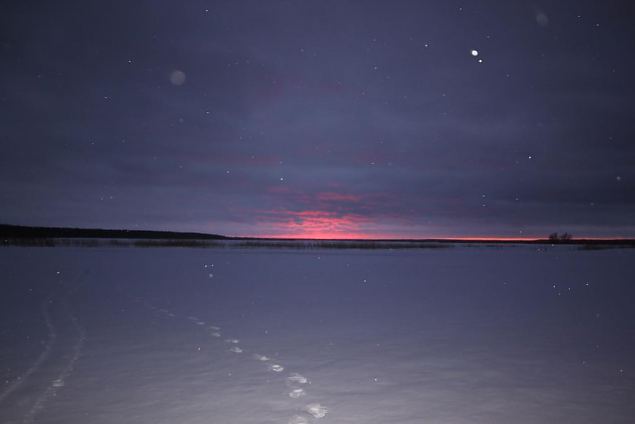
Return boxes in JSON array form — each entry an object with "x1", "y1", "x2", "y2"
[
  {"x1": 253, "y1": 353, "x2": 270, "y2": 361},
  {"x1": 195, "y1": 321, "x2": 206, "y2": 326},
  {"x1": 305, "y1": 403, "x2": 328, "y2": 418},
  {"x1": 210, "y1": 332, "x2": 222, "y2": 338},
  {"x1": 229, "y1": 346, "x2": 243, "y2": 354},
  {"x1": 288, "y1": 415, "x2": 310, "y2": 424},
  {"x1": 225, "y1": 338, "x2": 240, "y2": 344},
  {"x1": 209, "y1": 325, "x2": 221, "y2": 331},
  {"x1": 288, "y1": 388, "x2": 306, "y2": 399},
  {"x1": 269, "y1": 364, "x2": 284, "y2": 373},
  {"x1": 287, "y1": 373, "x2": 309, "y2": 385}
]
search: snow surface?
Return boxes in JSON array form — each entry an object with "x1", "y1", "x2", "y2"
[{"x1": 1, "y1": 245, "x2": 634, "y2": 423}]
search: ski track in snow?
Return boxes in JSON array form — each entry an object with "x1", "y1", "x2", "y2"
[
  {"x1": 138, "y1": 297, "x2": 329, "y2": 422},
  {"x1": 0, "y1": 299, "x2": 57, "y2": 404},
  {"x1": 21, "y1": 301, "x2": 86, "y2": 424}
]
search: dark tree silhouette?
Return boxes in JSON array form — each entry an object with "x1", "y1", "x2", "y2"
[{"x1": 548, "y1": 232, "x2": 573, "y2": 242}]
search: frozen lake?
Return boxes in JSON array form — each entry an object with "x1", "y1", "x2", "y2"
[{"x1": 1, "y1": 245, "x2": 634, "y2": 423}]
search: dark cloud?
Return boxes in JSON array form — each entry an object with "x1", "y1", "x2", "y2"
[{"x1": 1, "y1": 0, "x2": 634, "y2": 237}]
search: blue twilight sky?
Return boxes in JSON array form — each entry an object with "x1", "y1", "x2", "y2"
[{"x1": 1, "y1": 0, "x2": 634, "y2": 238}]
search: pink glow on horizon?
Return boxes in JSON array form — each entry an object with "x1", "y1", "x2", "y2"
[
  {"x1": 252, "y1": 209, "x2": 549, "y2": 240},
  {"x1": 243, "y1": 209, "x2": 631, "y2": 241},
  {"x1": 256, "y1": 209, "x2": 379, "y2": 239},
  {"x1": 243, "y1": 232, "x2": 633, "y2": 241}
]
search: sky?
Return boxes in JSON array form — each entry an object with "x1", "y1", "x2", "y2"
[{"x1": 1, "y1": 0, "x2": 634, "y2": 239}]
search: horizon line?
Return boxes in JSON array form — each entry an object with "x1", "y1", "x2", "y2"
[
  {"x1": 243, "y1": 235, "x2": 634, "y2": 242},
  {"x1": 1, "y1": 223, "x2": 634, "y2": 242}
]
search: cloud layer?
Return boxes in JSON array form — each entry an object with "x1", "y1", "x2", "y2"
[{"x1": 1, "y1": 1, "x2": 634, "y2": 238}]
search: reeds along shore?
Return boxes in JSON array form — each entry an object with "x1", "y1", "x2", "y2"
[{"x1": 2, "y1": 237, "x2": 634, "y2": 250}]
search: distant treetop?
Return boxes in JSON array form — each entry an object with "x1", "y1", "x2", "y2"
[{"x1": 548, "y1": 232, "x2": 573, "y2": 242}]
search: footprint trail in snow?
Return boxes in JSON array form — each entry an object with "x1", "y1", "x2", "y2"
[{"x1": 140, "y1": 296, "x2": 329, "y2": 422}]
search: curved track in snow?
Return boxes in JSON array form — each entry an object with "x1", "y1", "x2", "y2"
[
  {"x1": 0, "y1": 271, "x2": 87, "y2": 424},
  {"x1": 21, "y1": 300, "x2": 86, "y2": 424},
  {"x1": 0, "y1": 299, "x2": 57, "y2": 404}
]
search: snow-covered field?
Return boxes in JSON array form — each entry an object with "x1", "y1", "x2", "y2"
[{"x1": 1, "y1": 245, "x2": 634, "y2": 423}]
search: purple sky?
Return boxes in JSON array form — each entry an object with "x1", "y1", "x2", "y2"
[{"x1": 1, "y1": 1, "x2": 634, "y2": 238}]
